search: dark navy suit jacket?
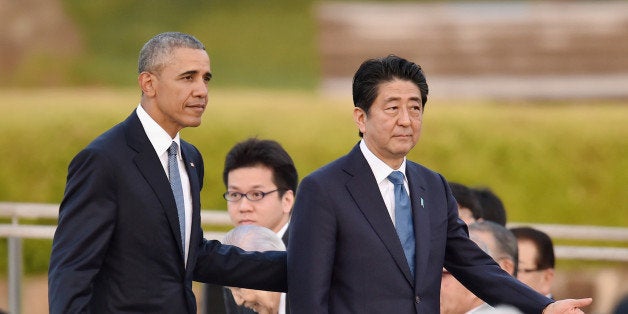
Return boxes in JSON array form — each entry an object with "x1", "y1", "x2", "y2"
[
  {"x1": 288, "y1": 143, "x2": 551, "y2": 313},
  {"x1": 49, "y1": 111, "x2": 286, "y2": 313}
]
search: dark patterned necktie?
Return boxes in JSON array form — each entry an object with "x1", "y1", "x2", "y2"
[{"x1": 168, "y1": 142, "x2": 186, "y2": 252}]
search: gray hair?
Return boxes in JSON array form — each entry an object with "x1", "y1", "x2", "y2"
[
  {"x1": 138, "y1": 32, "x2": 205, "y2": 74},
  {"x1": 222, "y1": 225, "x2": 286, "y2": 252},
  {"x1": 469, "y1": 220, "x2": 519, "y2": 276}
]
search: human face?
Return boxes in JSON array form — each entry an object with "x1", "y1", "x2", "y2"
[
  {"x1": 354, "y1": 79, "x2": 423, "y2": 169},
  {"x1": 139, "y1": 47, "x2": 211, "y2": 138},
  {"x1": 516, "y1": 239, "x2": 554, "y2": 296},
  {"x1": 440, "y1": 269, "x2": 478, "y2": 314},
  {"x1": 226, "y1": 165, "x2": 293, "y2": 233},
  {"x1": 229, "y1": 287, "x2": 281, "y2": 314}
]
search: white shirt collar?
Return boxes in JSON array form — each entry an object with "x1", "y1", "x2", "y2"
[
  {"x1": 136, "y1": 104, "x2": 181, "y2": 157},
  {"x1": 359, "y1": 140, "x2": 407, "y2": 183},
  {"x1": 276, "y1": 221, "x2": 289, "y2": 241}
]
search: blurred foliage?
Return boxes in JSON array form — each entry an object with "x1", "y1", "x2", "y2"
[
  {"x1": 54, "y1": 0, "x2": 318, "y2": 88},
  {"x1": 1, "y1": 88, "x2": 627, "y2": 274}
]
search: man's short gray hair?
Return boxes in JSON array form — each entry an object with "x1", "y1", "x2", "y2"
[
  {"x1": 469, "y1": 220, "x2": 519, "y2": 276},
  {"x1": 138, "y1": 32, "x2": 205, "y2": 74},
  {"x1": 222, "y1": 225, "x2": 286, "y2": 252}
]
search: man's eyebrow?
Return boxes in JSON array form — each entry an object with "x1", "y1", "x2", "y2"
[
  {"x1": 385, "y1": 95, "x2": 421, "y2": 102},
  {"x1": 178, "y1": 70, "x2": 213, "y2": 79}
]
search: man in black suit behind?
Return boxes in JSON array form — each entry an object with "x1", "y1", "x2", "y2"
[{"x1": 48, "y1": 32, "x2": 286, "y2": 313}]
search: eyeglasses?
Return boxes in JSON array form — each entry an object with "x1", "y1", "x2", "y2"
[
  {"x1": 223, "y1": 189, "x2": 281, "y2": 202},
  {"x1": 518, "y1": 267, "x2": 548, "y2": 273}
]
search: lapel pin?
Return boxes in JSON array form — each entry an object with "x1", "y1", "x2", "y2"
[
  {"x1": 420, "y1": 197, "x2": 424, "y2": 208},
  {"x1": 190, "y1": 162, "x2": 195, "y2": 167}
]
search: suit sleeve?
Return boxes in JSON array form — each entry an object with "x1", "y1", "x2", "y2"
[
  {"x1": 48, "y1": 148, "x2": 117, "y2": 313},
  {"x1": 194, "y1": 239, "x2": 287, "y2": 292},
  {"x1": 288, "y1": 174, "x2": 337, "y2": 314},
  {"x1": 440, "y1": 175, "x2": 552, "y2": 313}
]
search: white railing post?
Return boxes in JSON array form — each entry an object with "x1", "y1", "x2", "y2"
[{"x1": 9, "y1": 214, "x2": 22, "y2": 314}]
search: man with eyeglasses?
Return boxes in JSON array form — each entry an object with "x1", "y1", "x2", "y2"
[
  {"x1": 511, "y1": 226, "x2": 556, "y2": 298},
  {"x1": 441, "y1": 221, "x2": 520, "y2": 313},
  {"x1": 203, "y1": 137, "x2": 297, "y2": 314}
]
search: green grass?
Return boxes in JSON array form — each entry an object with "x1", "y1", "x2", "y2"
[{"x1": 1, "y1": 88, "x2": 627, "y2": 274}]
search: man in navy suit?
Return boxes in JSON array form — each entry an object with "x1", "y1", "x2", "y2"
[
  {"x1": 48, "y1": 32, "x2": 286, "y2": 313},
  {"x1": 287, "y1": 55, "x2": 591, "y2": 313}
]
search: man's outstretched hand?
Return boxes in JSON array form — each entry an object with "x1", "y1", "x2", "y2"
[{"x1": 543, "y1": 298, "x2": 593, "y2": 314}]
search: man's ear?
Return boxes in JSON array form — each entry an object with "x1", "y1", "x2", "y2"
[
  {"x1": 353, "y1": 107, "x2": 367, "y2": 134},
  {"x1": 499, "y1": 258, "x2": 516, "y2": 277},
  {"x1": 282, "y1": 190, "x2": 295, "y2": 215},
  {"x1": 138, "y1": 72, "x2": 156, "y2": 96},
  {"x1": 542, "y1": 268, "x2": 555, "y2": 286}
]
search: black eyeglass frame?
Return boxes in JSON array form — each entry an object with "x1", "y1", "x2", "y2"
[
  {"x1": 223, "y1": 189, "x2": 282, "y2": 202},
  {"x1": 518, "y1": 266, "x2": 550, "y2": 273}
]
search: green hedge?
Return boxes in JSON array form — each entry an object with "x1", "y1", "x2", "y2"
[{"x1": 1, "y1": 88, "x2": 627, "y2": 274}]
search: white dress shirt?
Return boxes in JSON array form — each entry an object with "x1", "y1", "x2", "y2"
[
  {"x1": 136, "y1": 104, "x2": 192, "y2": 266},
  {"x1": 359, "y1": 140, "x2": 409, "y2": 226},
  {"x1": 276, "y1": 222, "x2": 289, "y2": 314}
]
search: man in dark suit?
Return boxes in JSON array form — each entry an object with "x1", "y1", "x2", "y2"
[
  {"x1": 48, "y1": 32, "x2": 286, "y2": 313},
  {"x1": 287, "y1": 55, "x2": 591, "y2": 313},
  {"x1": 203, "y1": 138, "x2": 296, "y2": 314}
]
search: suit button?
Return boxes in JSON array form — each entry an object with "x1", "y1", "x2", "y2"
[{"x1": 415, "y1": 296, "x2": 420, "y2": 303}]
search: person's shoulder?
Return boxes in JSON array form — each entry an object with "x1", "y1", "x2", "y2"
[
  {"x1": 180, "y1": 139, "x2": 199, "y2": 153},
  {"x1": 406, "y1": 160, "x2": 452, "y2": 191},
  {"x1": 305, "y1": 152, "x2": 351, "y2": 179},
  {"x1": 81, "y1": 121, "x2": 126, "y2": 154},
  {"x1": 406, "y1": 159, "x2": 441, "y2": 178}
]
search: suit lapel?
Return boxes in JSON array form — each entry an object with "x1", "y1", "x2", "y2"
[
  {"x1": 125, "y1": 112, "x2": 186, "y2": 260},
  {"x1": 343, "y1": 144, "x2": 415, "y2": 285},
  {"x1": 406, "y1": 162, "x2": 431, "y2": 289}
]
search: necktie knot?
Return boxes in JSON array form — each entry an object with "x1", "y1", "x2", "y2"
[
  {"x1": 388, "y1": 171, "x2": 405, "y2": 186},
  {"x1": 168, "y1": 142, "x2": 178, "y2": 157}
]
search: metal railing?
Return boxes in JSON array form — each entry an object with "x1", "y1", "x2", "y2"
[
  {"x1": 0, "y1": 202, "x2": 231, "y2": 314},
  {"x1": 1, "y1": 201, "x2": 628, "y2": 313}
]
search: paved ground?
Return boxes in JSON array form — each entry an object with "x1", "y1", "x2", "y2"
[
  {"x1": 317, "y1": 1, "x2": 628, "y2": 101},
  {"x1": 321, "y1": 74, "x2": 628, "y2": 100},
  {"x1": 3, "y1": 266, "x2": 628, "y2": 313}
]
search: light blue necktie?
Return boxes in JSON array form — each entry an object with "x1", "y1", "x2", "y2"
[
  {"x1": 388, "y1": 171, "x2": 415, "y2": 276},
  {"x1": 168, "y1": 142, "x2": 186, "y2": 251}
]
